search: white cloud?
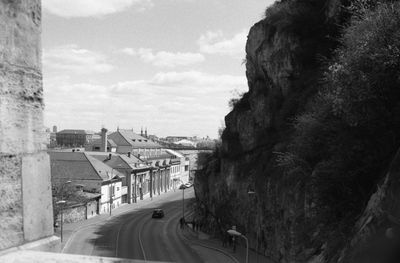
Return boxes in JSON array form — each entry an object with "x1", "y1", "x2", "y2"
[
  {"x1": 198, "y1": 29, "x2": 248, "y2": 57},
  {"x1": 44, "y1": 71, "x2": 248, "y2": 137},
  {"x1": 43, "y1": 45, "x2": 113, "y2": 74},
  {"x1": 120, "y1": 48, "x2": 205, "y2": 68},
  {"x1": 42, "y1": 0, "x2": 153, "y2": 18}
]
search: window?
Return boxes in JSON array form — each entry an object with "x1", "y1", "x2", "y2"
[
  {"x1": 185, "y1": 165, "x2": 189, "y2": 171},
  {"x1": 117, "y1": 187, "x2": 120, "y2": 191}
]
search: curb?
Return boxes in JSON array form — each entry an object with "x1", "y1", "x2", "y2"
[{"x1": 180, "y1": 224, "x2": 239, "y2": 263}]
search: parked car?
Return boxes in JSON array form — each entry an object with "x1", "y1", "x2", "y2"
[
  {"x1": 152, "y1": 208, "x2": 164, "y2": 218},
  {"x1": 184, "y1": 182, "x2": 193, "y2": 188},
  {"x1": 179, "y1": 184, "x2": 187, "y2": 190}
]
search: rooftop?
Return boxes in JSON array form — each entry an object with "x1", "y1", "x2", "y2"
[
  {"x1": 57, "y1": 129, "x2": 94, "y2": 135},
  {"x1": 109, "y1": 129, "x2": 161, "y2": 149},
  {"x1": 49, "y1": 152, "x2": 124, "y2": 182}
]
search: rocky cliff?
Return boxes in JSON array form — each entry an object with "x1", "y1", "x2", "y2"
[{"x1": 195, "y1": 1, "x2": 400, "y2": 262}]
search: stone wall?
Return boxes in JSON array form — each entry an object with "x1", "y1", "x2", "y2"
[
  {"x1": 58, "y1": 200, "x2": 99, "y2": 223},
  {"x1": 0, "y1": 0, "x2": 55, "y2": 251},
  {"x1": 59, "y1": 205, "x2": 86, "y2": 224}
]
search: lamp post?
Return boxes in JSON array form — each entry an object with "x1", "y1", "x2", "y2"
[
  {"x1": 227, "y1": 229, "x2": 249, "y2": 263},
  {"x1": 178, "y1": 180, "x2": 186, "y2": 220},
  {"x1": 56, "y1": 180, "x2": 71, "y2": 243},
  {"x1": 56, "y1": 200, "x2": 66, "y2": 242}
]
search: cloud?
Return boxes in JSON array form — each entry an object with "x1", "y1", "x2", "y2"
[
  {"x1": 42, "y1": 0, "x2": 153, "y2": 18},
  {"x1": 43, "y1": 45, "x2": 113, "y2": 74},
  {"x1": 198, "y1": 29, "x2": 248, "y2": 57},
  {"x1": 44, "y1": 71, "x2": 248, "y2": 137},
  {"x1": 120, "y1": 48, "x2": 205, "y2": 68}
]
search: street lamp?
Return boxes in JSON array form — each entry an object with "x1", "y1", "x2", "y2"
[
  {"x1": 56, "y1": 180, "x2": 72, "y2": 242},
  {"x1": 178, "y1": 181, "x2": 186, "y2": 220},
  {"x1": 56, "y1": 200, "x2": 66, "y2": 242},
  {"x1": 227, "y1": 229, "x2": 249, "y2": 263}
]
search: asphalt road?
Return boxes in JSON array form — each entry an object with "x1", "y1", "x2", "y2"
[{"x1": 64, "y1": 188, "x2": 208, "y2": 262}]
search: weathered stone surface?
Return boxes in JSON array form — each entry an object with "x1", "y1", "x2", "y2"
[
  {"x1": 0, "y1": 0, "x2": 56, "y2": 252},
  {"x1": 22, "y1": 152, "x2": 53, "y2": 242},
  {"x1": 0, "y1": 0, "x2": 45, "y2": 155},
  {"x1": 0, "y1": 154, "x2": 23, "y2": 250}
]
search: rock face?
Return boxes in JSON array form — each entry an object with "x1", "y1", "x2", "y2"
[
  {"x1": 196, "y1": 1, "x2": 400, "y2": 262},
  {"x1": 194, "y1": 1, "x2": 355, "y2": 262}
]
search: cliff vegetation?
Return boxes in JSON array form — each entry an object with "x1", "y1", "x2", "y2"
[{"x1": 194, "y1": 0, "x2": 400, "y2": 262}]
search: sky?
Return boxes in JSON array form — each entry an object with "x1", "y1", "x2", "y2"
[{"x1": 42, "y1": 0, "x2": 276, "y2": 138}]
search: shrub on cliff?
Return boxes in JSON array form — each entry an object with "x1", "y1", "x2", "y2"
[{"x1": 280, "y1": 1, "x2": 400, "y2": 255}]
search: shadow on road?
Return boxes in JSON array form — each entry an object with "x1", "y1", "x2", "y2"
[{"x1": 88, "y1": 199, "x2": 187, "y2": 257}]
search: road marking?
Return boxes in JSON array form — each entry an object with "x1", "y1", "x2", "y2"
[
  {"x1": 115, "y1": 210, "x2": 149, "y2": 258},
  {"x1": 62, "y1": 223, "x2": 101, "y2": 253},
  {"x1": 138, "y1": 218, "x2": 148, "y2": 261}
]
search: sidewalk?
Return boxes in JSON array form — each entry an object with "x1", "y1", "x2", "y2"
[
  {"x1": 56, "y1": 189, "x2": 179, "y2": 251},
  {"x1": 181, "y1": 224, "x2": 275, "y2": 263}
]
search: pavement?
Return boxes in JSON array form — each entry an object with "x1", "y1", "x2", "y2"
[{"x1": 180, "y1": 224, "x2": 276, "y2": 263}]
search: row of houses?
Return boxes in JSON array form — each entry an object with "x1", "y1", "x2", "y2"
[{"x1": 51, "y1": 128, "x2": 190, "y2": 223}]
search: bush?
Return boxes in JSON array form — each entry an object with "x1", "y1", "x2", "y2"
[{"x1": 281, "y1": 1, "x2": 400, "y2": 238}]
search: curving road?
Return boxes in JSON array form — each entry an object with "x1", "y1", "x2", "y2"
[{"x1": 63, "y1": 188, "x2": 233, "y2": 262}]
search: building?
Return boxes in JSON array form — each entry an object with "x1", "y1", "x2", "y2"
[
  {"x1": 85, "y1": 139, "x2": 117, "y2": 152},
  {"x1": 85, "y1": 128, "x2": 117, "y2": 152},
  {"x1": 49, "y1": 151, "x2": 124, "y2": 215},
  {"x1": 174, "y1": 139, "x2": 197, "y2": 147},
  {"x1": 88, "y1": 152, "x2": 152, "y2": 203},
  {"x1": 56, "y1": 129, "x2": 94, "y2": 147},
  {"x1": 165, "y1": 136, "x2": 191, "y2": 143},
  {"x1": 108, "y1": 128, "x2": 162, "y2": 157},
  {"x1": 165, "y1": 149, "x2": 190, "y2": 189},
  {"x1": 147, "y1": 154, "x2": 172, "y2": 195}
]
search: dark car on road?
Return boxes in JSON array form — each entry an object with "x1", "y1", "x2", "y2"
[{"x1": 152, "y1": 208, "x2": 164, "y2": 218}]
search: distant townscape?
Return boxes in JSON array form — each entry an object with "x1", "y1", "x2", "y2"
[{"x1": 47, "y1": 126, "x2": 211, "y2": 224}]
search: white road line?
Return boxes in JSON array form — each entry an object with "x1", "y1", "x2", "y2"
[
  {"x1": 138, "y1": 219, "x2": 147, "y2": 262},
  {"x1": 62, "y1": 222, "x2": 101, "y2": 253}
]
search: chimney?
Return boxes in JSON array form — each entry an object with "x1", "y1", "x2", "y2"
[
  {"x1": 101, "y1": 128, "x2": 108, "y2": 152},
  {"x1": 141, "y1": 127, "x2": 143, "y2": 136},
  {"x1": 108, "y1": 153, "x2": 112, "y2": 160},
  {"x1": 52, "y1": 125, "x2": 57, "y2": 133},
  {"x1": 145, "y1": 127, "x2": 147, "y2": 138},
  {"x1": 138, "y1": 154, "x2": 141, "y2": 159},
  {"x1": 128, "y1": 152, "x2": 131, "y2": 158}
]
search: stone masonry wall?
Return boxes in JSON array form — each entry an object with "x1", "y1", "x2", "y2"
[
  {"x1": 58, "y1": 205, "x2": 86, "y2": 224},
  {"x1": 0, "y1": 0, "x2": 54, "y2": 250}
]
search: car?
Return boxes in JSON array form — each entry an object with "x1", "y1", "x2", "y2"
[
  {"x1": 184, "y1": 182, "x2": 193, "y2": 188},
  {"x1": 152, "y1": 208, "x2": 164, "y2": 218}
]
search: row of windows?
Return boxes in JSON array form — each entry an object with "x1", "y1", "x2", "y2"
[{"x1": 171, "y1": 165, "x2": 182, "y2": 174}]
